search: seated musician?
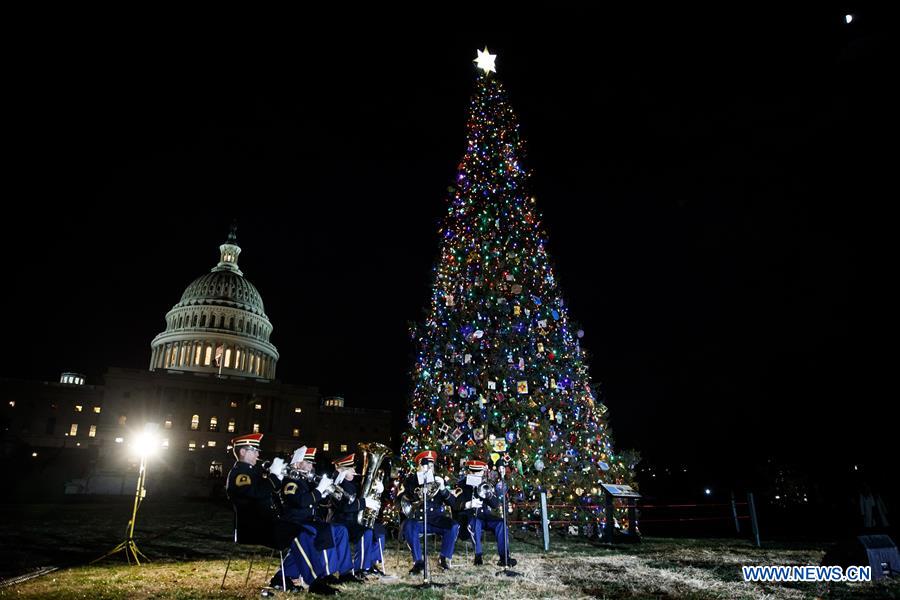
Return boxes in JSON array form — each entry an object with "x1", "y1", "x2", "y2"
[
  {"x1": 399, "y1": 450, "x2": 460, "y2": 573},
  {"x1": 452, "y1": 458, "x2": 517, "y2": 566},
  {"x1": 277, "y1": 446, "x2": 356, "y2": 593},
  {"x1": 225, "y1": 432, "x2": 302, "y2": 591},
  {"x1": 328, "y1": 453, "x2": 388, "y2": 577}
]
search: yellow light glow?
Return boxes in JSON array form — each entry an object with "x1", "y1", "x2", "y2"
[{"x1": 131, "y1": 430, "x2": 161, "y2": 458}]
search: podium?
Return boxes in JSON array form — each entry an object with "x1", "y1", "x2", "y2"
[{"x1": 600, "y1": 483, "x2": 641, "y2": 543}]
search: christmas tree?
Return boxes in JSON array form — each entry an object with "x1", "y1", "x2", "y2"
[{"x1": 400, "y1": 48, "x2": 635, "y2": 528}]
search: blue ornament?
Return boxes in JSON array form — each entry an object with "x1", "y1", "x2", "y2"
[
  {"x1": 506, "y1": 431, "x2": 516, "y2": 443},
  {"x1": 551, "y1": 309, "x2": 560, "y2": 321}
]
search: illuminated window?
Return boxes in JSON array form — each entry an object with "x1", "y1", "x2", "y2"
[
  {"x1": 294, "y1": 407, "x2": 302, "y2": 414},
  {"x1": 227, "y1": 418, "x2": 235, "y2": 433},
  {"x1": 188, "y1": 441, "x2": 196, "y2": 451},
  {"x1": 252, "y1": 423, "x2": 260, "y2": 433},
  {"x1": 118, "y1": 415, "x2": 127, "y2": 426},
  {"x1": 191, "y1": 415, "x2": 199, "y2": 431},
  {"x1": 194, "y1": 345, "x2": 202, "y2": 364},
  {"x1": 208, "y1": 440, "x2": 217, "y2": 448},
  {"x1": 115, "y1": 437, "x2": 124, "y2": 443},
  {"x1": 88, "y1": 425, "x2": 96, "y2": 438},
  {"x1": 234, "y1": 349, "x2": 241, "y2": 366},
  {"x1": 224, "y1": 349, "x2": 232, "y2": 368},
  {"x1": 340, "y1": 444, "x2": 347, "y2": 452},
  {"x1": 164, "y1": 416, "x2": 173, "y2": 429},
  {"x1": 204, "y1": 346, "x2": 212, "y2": 366},
  {"x1": 8, "y1": 401, "x2": 14, "y2": 408},
  {"x1": 161, "y1": 438, "x2": 169, "y2": 448},
  {"x1": 69, "y1": 423, "x2": 78, "y2": 436},
  {"x1": 75, "y1": 405, "x2": 83, "y2": 412},
  {"x1": 93, "y1": 406, "x2": 101, "y2": 414},
  {"x1": 254, "y1": 403, "x2": 262, "y2": 410},
  {"x1": 323, "y1": 442, "x2": 330, "y2": 451},
  {"x1": 210, "y1": 461, "x2": 223, "y2": 477},
  {"x1": 292, "y1": 428, "x2": 300, "y2": 438},
  {"x1": 229, "y1": 401, "x2": 238, "y2": 408},
  {"x1": 209, "y1": 416, "x2": 218, "y2": 432}
]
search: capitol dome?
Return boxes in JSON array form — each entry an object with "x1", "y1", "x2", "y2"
[{"x1": 150, "y1": 228, "x2": 279, "y2": 379}]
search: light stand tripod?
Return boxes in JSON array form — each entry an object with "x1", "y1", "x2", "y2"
[
  {"x1": 495, "y1": 467, "x2": 521, "y2": 577},
  {"x1": 92, "y1": 452, "x2": 150, "y2": 565}
]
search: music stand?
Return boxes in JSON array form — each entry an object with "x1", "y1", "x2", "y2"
[
  {"x1": 415, "y1": 469, "x2": 444, "y2": 589},
  {"x1": 495, "y1": 467, "x2": 521, "y2": 577}
]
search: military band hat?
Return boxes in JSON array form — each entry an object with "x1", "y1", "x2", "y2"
[
  {"x1": 466, "y1": 459, "x2": 488, "y2": 473},
  {"x1": 415, "y1": 450, "x2": 437, "y2": 465},
  {"x1": 333, "y1": 453, "x2": 356, "y2": 469},
  {"x1": 231, "y1": 432, "x2": 263, "y2": 450},
  {"x1": 303, "y1": 447, "x2": 317, "y2": 463}
]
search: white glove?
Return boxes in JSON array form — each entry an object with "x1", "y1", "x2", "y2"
[
  {"x1": 436, "y1": 476, "x2": 445, "y2": 490},
  {"x1": 372, "y1": 480, "x2": 384, "y2": 495},
  {"x1": 290, "y1": 447, "x2": 307, "y2": 465},
  {"x1": 269, "y1": 458, "x2": 285, "y2": 481},
  {"x1": 365, "y1": 497, "x2": 380, "y2": 510},
  {"x1": 316, "y1": 475, "x2": 333, "y2": 495},
  {"x1": 334, "y1": 470, "x2": 347, "y2": 485},
  {"x1": 465, "y1": 498, "x2": 483, "y2": 510}
]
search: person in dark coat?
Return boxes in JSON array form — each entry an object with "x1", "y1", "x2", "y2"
[
  {"x1": 452, "y1": 459, "x2": 516, "y2": 566},
  {"x1": 399, "y1": 450, "x2": 460, "y2": 573}
]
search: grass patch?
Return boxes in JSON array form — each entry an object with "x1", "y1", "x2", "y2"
[{"x1": 2, "y1": 502, "x2": 898, "y2": 599}]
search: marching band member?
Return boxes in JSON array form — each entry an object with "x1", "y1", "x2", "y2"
[
  {"x1": 400, "y1": 450, "x2": 460, "y2": 573},
  {"x1": 328, "y1": 453, "x2": 387, "y2": 577},
  {"x1": 278, "y1": 446, "x2": 353, "y2": 594},
  {"x1": 453, "y1": 459, "x2": 517, "y2": 566},
  {"x1": 225, "y1": 433, "x2": 302, "y2": 591}
]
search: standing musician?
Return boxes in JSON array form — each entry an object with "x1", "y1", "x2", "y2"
[
  {"x1": 224, "y1": 433, "x2": 299, "y2": 591},
  {"x1": 452, "y1": 459, "x2": 517, "y2": 566},
  {"x1": 279, "y1": 446, "x2": 360, "y2": 590},
  {"x1": 328, "y1": 454, "x2": 388, "y2": 576},
  {"x1": 399, "y1": 450, "x2": 460, "y2": 573}
]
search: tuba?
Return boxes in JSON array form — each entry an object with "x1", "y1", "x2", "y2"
[{"x1": 356, "y1": 442, "x2": 393, "y2": 528}]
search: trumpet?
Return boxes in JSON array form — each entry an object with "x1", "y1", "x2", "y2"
[
  {"x1": 400, "y1": 476, "x2": 445, "y2": 518},
  {"x1": 279, "y1": 463, "x2": 346, "y2": 501},
  {"x1": 312, "y1": 473, "x2": 347, "y2": 501},
  {"x1": 476, "y1": 481, "x2": 495, "y2": 500}
]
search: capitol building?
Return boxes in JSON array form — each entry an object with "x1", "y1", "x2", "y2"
[
  {"x1": 0, "y1": 230, "x2": 392, "y2": 498},
  {"x1": 150, "y1": 228, "x2": 279, "y2": 380}
]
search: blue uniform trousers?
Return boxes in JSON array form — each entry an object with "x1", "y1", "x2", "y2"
[
  {"x1": 469, "y1": 517, "x2": 508, "y2": 559},
  {"x1": 402, "y1": 519, "x2": 459, "y2": 562},
  {"x1": 279, "y1": 523, "x2": 352, "y2": 584}
]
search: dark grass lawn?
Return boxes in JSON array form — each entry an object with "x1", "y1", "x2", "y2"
[{"x1": 1, "y1": 501, "x2": 897, "y2": 599}]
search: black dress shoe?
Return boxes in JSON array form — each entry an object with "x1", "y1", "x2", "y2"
[
  {"x1": 338, "y1": 572, "x2": 365, "y2": 584},
  {"x1": 439, "y1": 556, "x2": 452, "y2": 570},
  {"x1": 309, "y1": 579, "x2": 338, "y2": 595},
  {"x1": 409, "y1": 560, "x2": 425, "y2": 575},
  {"x1": 497, "y1": 556, "x2": 518, "y2": 567},
  {"x1": 269, "y1": 575, "x2": 300, "y2": 591},
  {"x1": 322, "y1": 574, "x2": 340, "y2": 584},
  {"x1": 474, "y1": 553, "x2": 483, "y2": 566}
]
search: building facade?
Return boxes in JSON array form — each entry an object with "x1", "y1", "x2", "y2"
[{"x1": 0, "y1": 230, "x2": 392, "y2": 497}]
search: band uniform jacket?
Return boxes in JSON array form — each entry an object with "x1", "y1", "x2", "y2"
[
  {"x1": 399, "y1": 473, "x2": 455, "y2": 529},
  {"x1": 225, "y1": 461, "x2": 281, "y2": 546},
  {"x1": 330, "y1": 479, "x2": 367, "y2": 540},
  {"x1": 279, "y1": 475, "x2": 335, "y2": 551},
  {"x1": 452, "y1": 478, "x2": 502, "y2": 526}
]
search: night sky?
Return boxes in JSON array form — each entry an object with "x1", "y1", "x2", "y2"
[{"x1": 5, "y1": 10, "x2": 892, "y2": 485}]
